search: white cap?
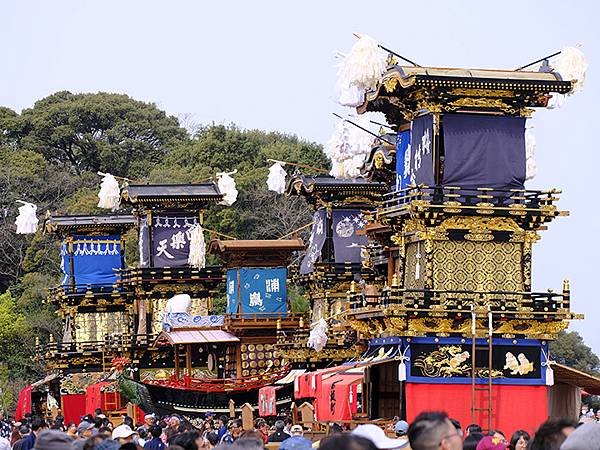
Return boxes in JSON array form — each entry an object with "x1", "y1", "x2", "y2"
[
  {"x1": 112, "y1": 425, "x2": 137, "y2": 440},
  {"x1": 352, "y1": 424, "x2": 409, "y2": 449}
]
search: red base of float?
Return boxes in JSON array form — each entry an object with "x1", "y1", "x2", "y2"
[{"x1": 405, "y1": 383, "x2": 548, "y2": 434}]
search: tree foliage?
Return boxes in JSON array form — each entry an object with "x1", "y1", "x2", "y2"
[{"x1": 550, "y1": 330, "x2": 600, "y2": 375}]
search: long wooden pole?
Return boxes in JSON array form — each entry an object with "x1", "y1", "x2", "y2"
[{"x1": 267, "y1": 159, "x2": 328, "y2": 174}]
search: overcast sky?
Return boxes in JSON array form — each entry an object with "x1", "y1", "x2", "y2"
[{"x1": 2, "y1": 1, "x2": 599, "y2": 353}]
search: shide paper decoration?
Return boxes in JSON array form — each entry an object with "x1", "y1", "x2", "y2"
[
  {"x1": 15, "y1": 201, "x2": 38, "y2": 234},
  {"x1": 97, "y1": 173, "x2": 121, "y2": 211}
]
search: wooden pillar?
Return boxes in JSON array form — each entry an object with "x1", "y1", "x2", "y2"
[
  {"x1": 185, "y1": 344, "x2": 192, "y2": 377},
  {"x1": 174, "y1": 345, "x2": 180, "y2": 379},
  {"x1": 235, "y1": 343, "x2": 242, "y2": 379},
  {"x1": 241, "y1": 403, "x2": 254, "y2": 431},
  {"x1": 229, "y1": 399, "x2": 235, "y2": 418}
]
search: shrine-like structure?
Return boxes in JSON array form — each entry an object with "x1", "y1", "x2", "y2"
[{"x1": 327, "y1": 65, "x2": 585, "y2": 431}]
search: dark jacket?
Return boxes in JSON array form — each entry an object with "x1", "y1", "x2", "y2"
[
  {"x1": 267, "y1": 431, "x2": 291, "y2": 443},
  {"x1": 144, "y1": 437, "x2": 166, "y2": 450}
]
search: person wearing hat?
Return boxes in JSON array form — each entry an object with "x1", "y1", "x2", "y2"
[
  {"x1": 279, "y1": 425, "x2": 311, "y2": 450},
  {"x1": 72, "y1": 421, "x2": 96, "y2": 450},
  {"x1": 112, "y1": 424, "x2": 138, "y2": 445},
  {"x1": 394, "y1": 421, "x2": 409, "y2": 438},
  {"x1": 142, "y1": 413, "x2": 156, "y2": 431},
  {"x1": 32, "y1": 430, "x2": 73, "y2": 450},
  {"x1": 352, "y1": 424, "x2": 409, "y2": 449}
]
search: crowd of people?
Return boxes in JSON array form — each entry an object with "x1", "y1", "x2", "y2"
[{"x1": 0, "y1": 408, "x2": 599, "y2": 450}]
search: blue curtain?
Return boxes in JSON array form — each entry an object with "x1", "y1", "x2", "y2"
[
  {"x1": 226, "y1": 267, "x2": 287, "y2": 316},
  {"x1": 300, "y1": 209, "x2": 328, "y2": 274},
  {"x1": 62, "y1": 235, "x2": 122, "y2": 288},
  {"x1": 331, "y1": 210, "x2": 368, "y2": 264},
  {"x1": 395, "y1": 130, "x2": 411, "y2": 190}
]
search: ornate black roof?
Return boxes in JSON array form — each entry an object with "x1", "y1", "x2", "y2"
[
  {"x1": 121, "y1": 183, "x2": 224, "y2": 208},
  {"x1": 287, "y1": 175, "x2": 388, "y2": 208},
  {"x1": 45, "y1": 214, "x2": 136, "y2": 235},
  {"x1": 359, "y1": 65, "x2": 573, "y2": 125}
]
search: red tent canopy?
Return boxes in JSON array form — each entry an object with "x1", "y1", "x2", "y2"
[{"x1": 316, "y1": 372, "x2": 364, "y2": 421}]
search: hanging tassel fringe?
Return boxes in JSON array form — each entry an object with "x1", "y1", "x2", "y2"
[
  {"x1": 97, "y1": 173, "x2": 121, "y2": 211},
  {"x1": 187, "y1": 225, "x2": 206, "y2": 269},
  {"x1": 15, "y1": 201, "x2": 38, "y2": 234},
  {"x1": 267, "y1": 162, "x2": 287, "y2": 194}
]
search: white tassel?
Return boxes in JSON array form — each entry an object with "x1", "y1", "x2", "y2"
[
  {"x1": 325, "y1": 117, "x2": 375, "y2": 180},
  {"x1": 398, "y1": 360, "x2": 407, "y2": 381},
  {"x1": 551, "y1": 46, "x2": 588, "y2": 94},
  {"x1": 335, "y1": 34, "x2": 387, "y2": 107},
  {"x1": 307, "y1": 318, "x2": 328, "y2": 352},
  {"x1": 216, "y1": 172, "x2": 238, "y2": 206},
  {"x1": 97, "y1": 173, "x2": 121, "y2": 210},
  {"x1": 415, "y1": 242, "x2": 421, "y2": 280},
  {"x1": 15, "y1": 201, "x2": 38, "y2": 234},
  {"x1": 187, "y1": 225, "x2": 206, "y2": 269},
  {"x1": 267, "y1": 162, "x2": 287, "y2": 194},
  {"x1": 525, "y1": 124, "x2": 537, "y2": 181},
  {"x1": 545, "y1": 365, "x2": 555, "y2": 386}
]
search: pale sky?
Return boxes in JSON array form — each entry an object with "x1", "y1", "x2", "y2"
[{"x1": 2, "y1": 1, "x2": 599, "y2": 354}]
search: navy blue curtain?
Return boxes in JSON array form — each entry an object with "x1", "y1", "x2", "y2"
[
  {"x1": 151, "y1": 215, "x2": 199, "y2": 267},
  {"x1": 300, "y1": 209, "x2": 328, "y2": 274},
  {"x1": 409, "y1": 115, "x2": 435, "y2": 186},
  {"x1": 442, "y1": 114, "x2": 526, "y2": 190},
  {"x1": 331, "y1": 210, "x2": 368, "y2": 264}
]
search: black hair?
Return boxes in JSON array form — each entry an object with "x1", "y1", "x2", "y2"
[
  {"x1": 407, "y1": 411, "x2": 452, "y2": 450},
  {"x1": 509, "y1": 429, "x2": 530, "y2": 450},
  {"x1": 319, "y1": 434, "x2": 378, "y2": 450},
  {"x1": 169, "y1": 430, "x2": 201, "y2": 450},
  {"x1": 150, "y1": 424, "x2": 163, "y2": 438},
  {"x1": 529, "y1": 419, "x2": 577, "y2": 450},
  {"x1": 31, "y1": 418, "x2": 47, "y2": 432},
  {"x1": 466, "y1": 423, "x2": 482, "y2": 435},
  {"x1": 206, "y1": 430, "x2": 220, "y2": 446},
  {"x1": 463, "y1": 432, "x2": 484, "y2": 450}
]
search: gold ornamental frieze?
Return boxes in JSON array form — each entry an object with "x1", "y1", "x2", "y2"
[
  {"x1": 436, "y1": 216, "x2": 522, "y2": 233},
  {"x1": 449, "y1": 88, "x2": 515, "y2": 98}
]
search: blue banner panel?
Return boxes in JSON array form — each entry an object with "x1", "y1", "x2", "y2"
[
  {"x1": 152, "y1": 215, "x2": 199, "y2": 268},
  {"x1": 61, "y1": 235, "x2": 122, "y2": 287},
  {"x1": 403, "y1": 337, "x2": 548, "y2": 385},
  {"x1": 300, "y1": 209, "x2": 327, "y2": 274},
  {"x1": 409, "y1": 114, "x2": 435, "y2": 186},
  {"x1": 442, "y1": 114, "x2": 526, "y2": 190},
  {"x1": 332, "y1": 210, "x2": 368, "y2": 264},
  {"x1": 395, "y1": 130, "x2": 411, "y2": 190},
  {"x1": 226, "y1": 267, "x2": 287, "y2": 316}
]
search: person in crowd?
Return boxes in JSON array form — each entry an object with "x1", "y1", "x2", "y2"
[
  {"x1": 165, "y1": 416, "x2": 181, "y2": 441},
  {"x1": 11, "y1": 424, "x2": 25, "y2": 446},
  {"x1": 215, "y1": 416, "x2": 228, "y2": 442},
  {"x1": 20, "y1": 418, "x2": 47, "y2": 450},
  {"x1": 200, "y1": 419, "x2": 213, "y2": 440},
  {"x1": 253, "y1": 418, "x2": 268, "y2": 444},
  {"x1": 111, "y1": 424, "x2": 138, "y2": 446},
  {"x1": 394, "y1": 420, "x2": 409, "y2": 438},
  {"x1": 475, "y1": 436, "x2": 507, "y2": 450},
  {"x1": 220, "y1": 419, "x2": 242, "y2": 445},
  {"x1": 12, "y1": 425, "x2": 31, "y2": 450},
  {"x1": 560, "y1": 421, "x2": 600, "y2": 450},
  {"x1": 72, "y1": 421, "x2": 96, "y2": 450},
  {"x1": 488, "y1": 430, "x2": 506, "y2": 445},
  {"x1": 507, "y1": 430, "x2": 529, "y2": 450},
  {"x1": 143, "y1": 414, "x2": 157, "y2": 432},
  {"x1": 328, "y1": 424, "x2": 344, "y2": 435},
  {"x1": 279, "y1": 424, "x2": 312, "y2": 450},
  {"x1": 319, "y1": 434, "x2": 378, "y2": 450},
  {"x1": 407, "y1": 411, "x2": 462, "y2": 450},
  {"x1": 466, "y1": 425, "x2": 482, "y2": 436},
  {"x1": 204, "y1": 431, "x2": 219, "y2": 450},
  {"x1": 352, "y1": 424, "x2": 409, "y2": 449},
  {"x1": 529, "y1": 418, "x2": 577, "y2": 450},
  {"x1": 137, "y1": 427, "x2": 149, "y2": 447},
  {"x1": 267, "y1": 420, "x2": 290, "y2": 443},
  {"x1": 204, "y1": 411, "x2": 214, "y2": 422},
  {"x1": 144, "y1": 425, "x2": 165, "y2": 450},
  {"x1": 169, "y1": 430, "x2": 203, "y2": 450},
  {"x1": 463, "y1": 432, "x2": 484, "y2": 450},
  {"x1": 0, "y1": 412, "x2": 10, "y2": 440},
  {"x1": 64, "y1": 422, "x2": 77, "y2": 439},
  {"x1": 32, "y1": 429, "x2": 74, "y2": 450}
]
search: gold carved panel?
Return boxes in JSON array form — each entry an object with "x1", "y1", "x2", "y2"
[
  {"x1": 432, "y1": 241, "x2": 523, "y2": 292},
  {"x1": 74, "y1": 311, "x2": 127, "y2": 343},
  {"x1": 403, "y1": 242, "x2": 426, "y2": 290}
]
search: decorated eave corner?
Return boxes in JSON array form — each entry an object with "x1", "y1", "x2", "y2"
[{"x1": 20, "y1": 34, "x2": 594, "y2": 428}]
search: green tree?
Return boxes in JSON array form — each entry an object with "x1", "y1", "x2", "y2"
[
  {"x1": 19, "y1": 91, "x2": 189, "y2": 178},
  {"x1": 550, "y1": 330, "x2": 600, "y2": 375}
]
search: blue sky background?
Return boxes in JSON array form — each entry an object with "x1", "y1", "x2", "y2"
[{"x1": 2, "y1": 1, "x2": 599, "y2": 353}]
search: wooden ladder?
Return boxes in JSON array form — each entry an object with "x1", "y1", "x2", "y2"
[{"x1": 470, "y1": 306, "x2": 493, "y2": 431}]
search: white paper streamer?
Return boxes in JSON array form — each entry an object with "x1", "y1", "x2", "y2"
[
  {"x1": 216, "y1": 172, "x2": 238, "y2": 206},
  {"x1": 15, "y1": 201, "x2": 38, "y2": 234},
  {"x1": 552, "y1": 46, "x2": 587, "y2": 93},
  {"x1": 267, "y1": 162, "x2": 287, "y2": 194},
  {"x1": 525, "y1": 124, "x2": 536, "y2": 181},
  {"x1": 325, "y1": 117, "x2": 375, "y2": 179},
  {"x1": 187, "y1": 224, "x2": 206, "y2": 269},
  {"x1": 307, "y1": 318, "x2": 328, "y2": 352},
  {"x1": 97, "y1": 173, "x2": 121, "y2": 211}
]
